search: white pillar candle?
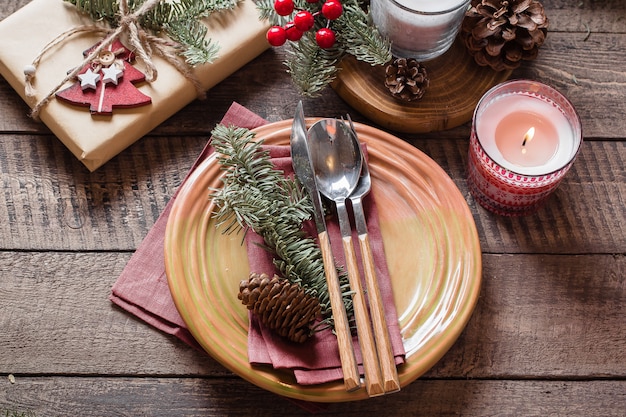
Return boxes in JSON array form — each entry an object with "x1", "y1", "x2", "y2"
[
  {"x1": 371, "y1": 0, "x2": 470, "y2": 61},
  {"x1": 476, "y1": 93, "x2": 578, "y2": 176}
]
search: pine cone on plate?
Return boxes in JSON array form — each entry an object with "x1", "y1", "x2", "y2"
[
  {"x1": 460, "y1": 0, "x2": 549, "y2": 71},
  {"x1": 238, "y1": 273, "x2": 322, "y2": 343},
  {"x1": 384, "y1": 57, "x2": 429, "y2": 102}
]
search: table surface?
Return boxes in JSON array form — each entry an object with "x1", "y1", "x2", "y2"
[{"x1": 1, "y1": 1, "x2": 625, "y2": 416}]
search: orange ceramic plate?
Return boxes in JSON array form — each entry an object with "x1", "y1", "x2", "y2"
[{"x1": 165, "y1": 120, "x2": 481, "y2": 402}]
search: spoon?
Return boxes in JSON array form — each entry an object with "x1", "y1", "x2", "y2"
[
  {"x1": 308, "y1": 118, "x2": 385, "y2": 397},
  {"x1": 346, "y1": 115, "x2": 401, "y2": 393}
]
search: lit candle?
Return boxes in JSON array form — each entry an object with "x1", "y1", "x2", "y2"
[
  {"x1": 467, "y1": 80, "x2": 583, "y2": 216},
  {"x1": 370, "y1": 0, "x2": 471, "y2": 61},
  {"x1": 476, "y1": 92, "x2": 578, "y2": 176}
]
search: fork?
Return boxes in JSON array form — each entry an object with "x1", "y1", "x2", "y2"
[{"x1": 346, "y1": 115, "x2": 401, "y2": 393}]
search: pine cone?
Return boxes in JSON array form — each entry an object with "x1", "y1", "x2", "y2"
[
  {"x1": 238, "y1": 273, "x2": 322, "y2": 343},
  {"x1": 461, "y1": 0, "x2": 549, "y2": 71},
  {"x1": 384, "y1": 58, "x2": 429, "y2": 102}
]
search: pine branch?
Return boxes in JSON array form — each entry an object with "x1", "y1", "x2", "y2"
[
  {"x1": 65, "y1": 0, "x2": 119, "y2": 25},
  {"x1": 209, "y1": 124, "x2": 354, "y2": 327},
  {"x1": 166, "y1": 20, "x2": 220, "y2": 65},
  {"x1": 255, "y1": 0, "x2": 315, "y2": 25},
  {"x1": 64, "y1": 0, "x2": 241, "y2": 65},
  {"x1": 168, "y1": 0, "x2": 241, "y2": 19},
  {"x1": 336, "y1": 2, "x2": 391, "y2": 65},
  {"x1": 252, "y1": 0, "x2": 282, "y2": 24},
  {"x1": 254, "y1": 0, "x2": 391, "y2": 96},
  {"x1": 285, "y1": 32, "x2": 342, "y2": 97}
]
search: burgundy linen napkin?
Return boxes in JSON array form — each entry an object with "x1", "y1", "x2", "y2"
[
  {"x1": 110, "y1": 102, "x2": 266, "y2": 350},
  {"x1": 111, "y1": 103, "x2": 330, "y2": 412},
  {"x1": 110, "y1": 102, "x2": 405, "y2": 388},
  {"x1": 245, "y1": 146, "x2": 405, "y2": 385}
]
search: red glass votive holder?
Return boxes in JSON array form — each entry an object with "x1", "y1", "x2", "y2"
[{"x1": 467, "y1": 80, "x2": 583, "y2": 216}]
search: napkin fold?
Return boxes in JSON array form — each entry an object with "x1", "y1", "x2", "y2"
[
  {"x1": 244, "y1": 145, "x2": 405, "y2": 385},
  {"x1": 110, "y1": 102, "x2": 405, "y2": 387},
  {"x1": 110, "y1": 102, "x2": 266, "y2": 350}
]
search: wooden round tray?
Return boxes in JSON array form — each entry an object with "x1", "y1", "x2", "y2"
[{"x1": 331, "y1": 38, "x2": 512, "y2": 133}]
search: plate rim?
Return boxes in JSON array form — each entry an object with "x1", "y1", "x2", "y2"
[{"x1": 165, "y1": 119, "x2": 482, "y2": 402}]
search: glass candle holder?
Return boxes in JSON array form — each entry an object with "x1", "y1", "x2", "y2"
[
  {"x1": 467, "y1": 80, "x2": 583, "y2": 216},
  {"x1": 370, "y1": 0, "x2": 471, "y2": 61}
]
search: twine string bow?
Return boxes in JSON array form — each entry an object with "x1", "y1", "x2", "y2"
[{"x1": 25, "y1": 0, "x2": 206, "y2": 120}]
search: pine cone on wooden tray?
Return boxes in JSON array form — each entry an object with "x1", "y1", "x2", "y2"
[
  {"x1": 461, "y1": 0, "x2": 549, "y2": 71},
  {"x1": 384, "y1": 57, "x2": 429, "y2": 102},
  {"x1": 238, "y1": 273, "x2": 322, "y2": 343}
]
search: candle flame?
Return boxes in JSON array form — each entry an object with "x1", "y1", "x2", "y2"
[{"x1": 521, "y1": 127, "x2": 536, "y2": 154}]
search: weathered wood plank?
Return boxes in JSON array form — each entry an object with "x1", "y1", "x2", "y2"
[
  {"x1": 511, "y1": 33, "x2": 626, "y2": 140},
  {"x1": 0, "y1": 2, "x2": 623, "y2": 416},
  {"x1": 1, "y1": 135, "x2": 623, "y2": 253},
  {"x1": 433, "y1": 253, "x2": 626, "y2": 379},
  {"x1": 1, "y1": 0, "x2": 623, "y2": 35},
  {"x1": 0, "y1": 0, "x2": 30, "y2": 21},
  {"x1": 548, "y1": 0, "x2": 626, "y2": 33},
  {"x1": 0, "y1": 134, "x2": 203, "y2": 251},
  {"x1": 0, "y1": 19, "x2": 624, "y2": 139},
  {"x1": 2, "y1": 31, "x2": 625, "y2": 139},
  {"x1": 0, "y1": 251, "x2": 225, "y2": 376},
  {"x1": 1, "y1": 252, "x2": 624, "y2": 377},
  {"x1": 1, "y1": 377, "x2": 625, "y2": 417}
]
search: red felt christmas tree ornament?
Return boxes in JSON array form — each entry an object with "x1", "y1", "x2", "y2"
[{"x1": 55, "y1": 39, "x2": 151, "y2": 115}]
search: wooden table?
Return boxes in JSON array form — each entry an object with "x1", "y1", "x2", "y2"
[{"x1": 1, "y1": 1, "x2": 625, "y2": 415}]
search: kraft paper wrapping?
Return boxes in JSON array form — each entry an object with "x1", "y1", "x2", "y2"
[{"x1": 0, "y1": 0, "x2": 270, "y2": 171}]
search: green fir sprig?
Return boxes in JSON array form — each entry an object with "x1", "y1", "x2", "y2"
[
  {"x1": 285, "y1": 32, "x2": 341, "y2": 96},
  {"x1": 64, "y1": 0, "x2": 241, "y2": 65},
  {"x1": 335, "y1": 2, "x2": 391, "y2": 65},
  {"x1": 209, "y1": 124, "x2": 353, "y2": 328},
  {"x1": 254, "y1": 0, "x2": 391, "y2": 96}
]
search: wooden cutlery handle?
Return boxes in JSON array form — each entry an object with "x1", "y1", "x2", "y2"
[
  {"x1": 342, "y1": 235, "x2": 385, "y2": 397},
  {"x1": 359, "y1": 232, "x2": 401, "y2": 393},
  {"x1": 318, "y1": 230, "x2": 361, "y2": 392}
]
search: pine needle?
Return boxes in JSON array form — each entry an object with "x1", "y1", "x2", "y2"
[
  {"x1": 255, "y1": 0, "x2": 391, "y2": 96},
  {"x1": 209, "y1": 125, "x2": 354, "y2": 327},
  {"x1": 285, "y1": 33, "x2": 342, "y2": 97},
  {"x1": 64, "y1": 0, "x2": 241, "y2": 65},
  {"x1": 336, "y1": 2, "x2": 391, "y2": 65}
]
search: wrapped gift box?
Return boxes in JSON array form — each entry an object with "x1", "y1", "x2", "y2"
[{"x1": 0, "y1": 0, "x2": 269, "y2": 171}]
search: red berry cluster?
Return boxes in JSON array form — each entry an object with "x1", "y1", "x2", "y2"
[{"x1": 266, "y1": 0, "x2": 343, "y2": 49}]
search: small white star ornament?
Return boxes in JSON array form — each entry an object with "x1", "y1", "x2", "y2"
[
  {"x1": 77, "y1": 68, "x2": 101, "y2": 90},
  {"x1": 101, "y1": 65, "x2": 124, "y2": 85}
]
